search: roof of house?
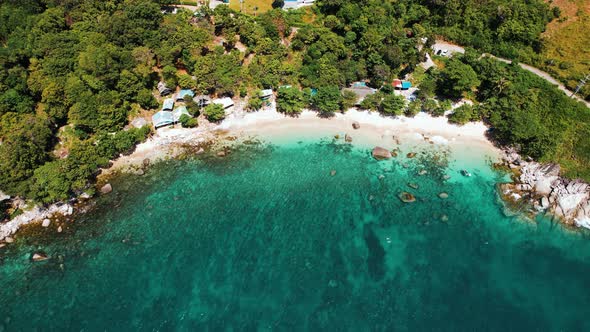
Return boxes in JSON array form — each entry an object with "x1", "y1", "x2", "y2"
[
  {"x1": 343, "y1": 87, "x2": 376, "y2": 100},
  {"x1": 401, "y1": 81, "x2": 412, "y2": 89},
  {"x1": 152, "y1": 111, "x2": 174, "y2": 128},
  {"x1": 353, "y1": 81, "x2": 374, "y2": 89},
  {"x1": 260, "y1": 89, "x2": 273, "y2": 98},
  {"x1": 163, "y1": 98, "x2": 174, "y2": 110},
  {"x1": 194, "y1": 95, "x2": 211, "y2": 102},
  {"x1": 157, "y1": 81, "x2": 172, "y2": 95},
  {"x1": 212, "y1": 97, "x2": 234, "y2": 109},
  {"x1": 177, "y1": 89, "x2": 195, "y2": 100},
  {"x1": 172, "y1": 106, "x2": 190, "y2": 122}
]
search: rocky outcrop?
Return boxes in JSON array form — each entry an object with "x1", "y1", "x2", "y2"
[
  {"x1": 0, "y1": 204, "x2": 73, "y2": 241},
  {"x1": 502, "y1": 149, "x2": 590, "y2": 229},
  {"x1": 372, "y1": 147, "x2": 392, "y2": 160}
]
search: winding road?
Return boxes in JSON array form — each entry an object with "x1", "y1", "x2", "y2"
[{"x1": 433, "y1": 41, "x2": 590, "y2": 108}]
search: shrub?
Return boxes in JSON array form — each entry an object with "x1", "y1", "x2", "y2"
[
  {"x1": 179, "y1": 114, "x2": 198, "y2": 128},
  {"x1": 277, "y1": 87, "x2": 304, "y2": 115},
  {"x1": 203, "y1": 103, "x2": 226, "y2": 122},
  {"x1": 379, "y1": 94, "x2": 405, "y2": 116}
]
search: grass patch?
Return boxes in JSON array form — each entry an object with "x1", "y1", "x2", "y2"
[
  {"x1": 229, "y1": 0, "x2": 273, "y2": 15},
  {"x1": 541, "y1": 0, "x2": 590, "y2": 100}
]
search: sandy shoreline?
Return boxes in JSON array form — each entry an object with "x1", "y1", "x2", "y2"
[
  {"x1": 0, "y1": 105, "x2": 501, "y2": 241},
  {"x1": 105, "y1": 104, "x2": 501, "y2": 176}
]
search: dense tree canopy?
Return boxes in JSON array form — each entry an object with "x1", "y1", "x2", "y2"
[{"x1": 0, "y1": 0, "x2": 588, "y2": 207}]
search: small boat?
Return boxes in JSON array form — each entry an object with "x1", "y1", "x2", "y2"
[{"x1": 461, "y1": 169, "x2": 472, "y2": 177}]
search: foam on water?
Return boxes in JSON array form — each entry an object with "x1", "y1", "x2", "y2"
[{"x1": 1, "y1": 137, "x2": 590, "y2": 331}]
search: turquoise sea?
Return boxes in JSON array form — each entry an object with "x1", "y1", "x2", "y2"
[{"x1": 1, "y1": 137, "x2": 590, "y2": 331}]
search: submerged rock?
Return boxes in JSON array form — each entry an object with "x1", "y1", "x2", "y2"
[
  {"x1": 372, "y1": 147, "x2": 392, "y2": 160},
  {"x1": 217, "y1": 151, "x2": 226, "y2": 157},
  {"x1": 398, "y1": 192, "x2": 416, "y2": 203},
  {"x1": 408, "y1": 183, "x2": 419, "y2": 189},
  {"x1": 352, "y1": 121, "x2": 360, "y2": 129},
  {"x1": 4, "y1": 237, "x2": 14, "y2": 243},
  {"x1": 57, "y1": 226, "x2": 63, "y2": 233},
  {"x1": 407, "y1": 152, "x2": 416, "y2": 158},
  {"x1": 41, "y1": 219, "x2": 51, "y2": 227},
  {"x1": 100, "y1": 183, "x2": 113, "y2": 194},
  {"x1": 142, "y1": 158, "x2": 151, "y2": 167},
  {"x1": 345, "y1": 134, "x2": 352, "y2": 142},
  {"x1": 330, "y1": 170, "x2": 336, "y2": 176},
  {"x1": 438, "y1": 192, "x2": 449, "y2": 199}
]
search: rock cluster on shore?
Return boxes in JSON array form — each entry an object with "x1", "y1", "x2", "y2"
[
  {"x1": 0, "y1": 204, "x2": 73, "y2": 241},
  {"x1": 501, "y1": 149, "x2": 590, "y2": 229}
]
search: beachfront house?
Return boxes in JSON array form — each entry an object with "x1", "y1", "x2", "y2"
[
  {"x1": 152, "y1": 111, "x2": 174, "y2": 129},
  {"x1": 343, "y1": 82, "x2": 377, "y2": 105},
  {"x1": 158, "y1": 82, "x2": 172, "y2": 96},
  {"x1": 162, "y1": 98, "x2": 174, "y2": 111},
  {"x1": 172, "y1": 106, "x2": 191, "y2": 122},
  {"x1": 194, "y1": 95, "x2": 211, "y2": 108},
  {"x1": 212, "y1": 97, "x2": 234, "y2": 110},
  {"x1": 176, "y1": 89, "x2": 195, "y2": 102}
]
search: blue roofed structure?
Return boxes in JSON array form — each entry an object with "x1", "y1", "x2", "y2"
[
  {"x1": 152, "y1": 111, "x2": 174, "y2": 128},
  {"x1": 401, "y1": 81, "x2": 412, "y2": 90},
  {"x1": 162, "y1": 98, "x2": 174, "y2": 111},
  {"x1": 172, "y1": 106, "x2": 191, "y2": 122},
  {"x1": 176, "y1": 89, "x2": 195, "y2": 101}
]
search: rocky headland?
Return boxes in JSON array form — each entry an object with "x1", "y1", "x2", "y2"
[{"x1": 500, "y1": 148, "x2": 590, "y2": 229}]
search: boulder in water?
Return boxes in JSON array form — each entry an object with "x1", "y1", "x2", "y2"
[
  {"x1": 407, "y1": 152, "x2": 417, "y2": 158},
  {"x1": 217, "y1": 151, "x2": 226, "y2": 157},
  {"x1": 142, "y1": 158, "x2": 151, "y2": 167},
  {"x1": 438, "y1": 192, "x2": 449, "y2": 199},
  {"x1": 398, "y1": 192, "x2": 416, "y2": 203},
  {"x1": 372, "y1": 147, "x2": 392, "y2": 160},
  {"x1": 345, "y1": 134, "x2": 352, "y2": 142},
  {"x1": 330, "y1": 170, "x2": 336, "y2": 176},
  {"x1": 4, "y1": 237, "x2": 14, "y2": 244},
  {"x1": 100, "y1": 183, "x2": 112, "y2": 194},
  {"x1": 42, "y1": 219, "x2": 51, "y2": 227},
  {"x1": 352, "y1": 121, "x2": 360, "y2": 129},
  {"x1": 57, "y1": 226, "x2": 63, "y2": 233},
  {"x1": 408, "y1": 183, "x2": 419, "y2": 189},
  {"x1": 31, "y1": 252, "x2": 49, "y2": 262}
]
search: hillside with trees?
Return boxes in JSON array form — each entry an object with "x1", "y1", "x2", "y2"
[{"x1": 0, "y1": 0, "x2": 588, "y2": 207}]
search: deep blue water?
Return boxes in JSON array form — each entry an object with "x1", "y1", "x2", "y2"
[{"x1": 1, "y1": 138, "x2": 590, "y2": 331}]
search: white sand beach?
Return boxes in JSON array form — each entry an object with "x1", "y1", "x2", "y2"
[{"x1": 107, "y1": 103, "x2": 501, "y2": 175}]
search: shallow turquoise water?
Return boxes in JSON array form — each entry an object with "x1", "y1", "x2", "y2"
[{"x1": 1, "y1": 138, "x2": 590, "y2": 331}]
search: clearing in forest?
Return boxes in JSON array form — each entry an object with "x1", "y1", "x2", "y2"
[{"x1": 229, "y1": 0, "x2": 273, "y2": 15}]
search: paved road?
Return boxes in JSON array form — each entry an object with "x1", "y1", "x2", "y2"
[{"x1": 432, "y1": 41, "x2": 590, "y2": 108}]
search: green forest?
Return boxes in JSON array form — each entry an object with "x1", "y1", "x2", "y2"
[{"x1": 0, "y1": 0, "x2": 589, "y2": 206}]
